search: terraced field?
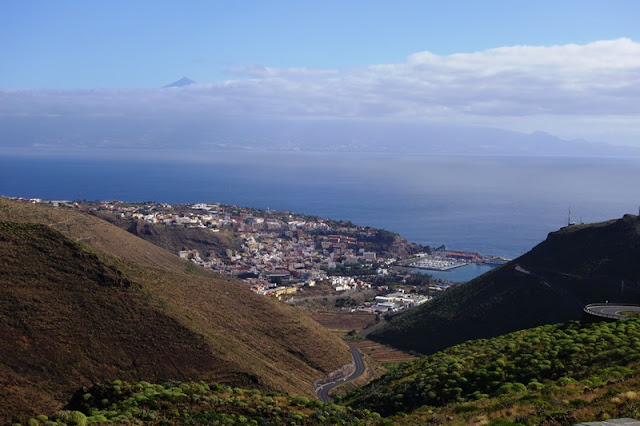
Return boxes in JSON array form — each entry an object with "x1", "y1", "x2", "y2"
[
  {"x1": 308, "y1": 312, "x2": 417, "y2": 364},
  {"x1": 309, "y1": 311, "x2": 378, "y2": 331},
  {"x1": 351, "y1": 339, "x2": 418, "y2": 364}
]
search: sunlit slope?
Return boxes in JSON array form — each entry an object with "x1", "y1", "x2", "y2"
[
  {"x1": 0, "y1": 222, "x2": 220, "y2": 421},
  {"x1": 93, "y1": 212, "x2": 243, "y2": 259},
  {"x1": 0, "y1": 199, "x2": 350, "y2": 421},
  {"x1": 371, "y1": 214, "x2": 640, "y2": 354}
]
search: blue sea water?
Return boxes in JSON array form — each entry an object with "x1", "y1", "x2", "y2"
[
  {"x1": 415, "y1": 264, "x2": 497, "y2": 283},
  {"x1": 2, "y1": 152, "x2": 640, "y2": 260}
]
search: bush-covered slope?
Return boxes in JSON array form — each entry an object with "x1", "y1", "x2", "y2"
[
  {"x1": 344, "y1": 319, "x2": 640, "y2": 418},
  {"x1": 0, "y1": 199, "x2": 351, "y2": 422},
  {"x1": 371, "y1": 214, "x2": 640, "y2": 354},
  {"x1": 30, "y1": 321, "x2": 640, "y2": 425},
  {"x1": 39, "y1": 380, "x2": 383, "y2": 425}
]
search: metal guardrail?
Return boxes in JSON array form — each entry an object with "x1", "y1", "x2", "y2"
[{"x1": 583, "y1": 303, "x2": 640, "y2": 320}]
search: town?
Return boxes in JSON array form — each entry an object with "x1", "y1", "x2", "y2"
[{"x1": 9, "y1": 197, "x2": 501, "y2": 315}]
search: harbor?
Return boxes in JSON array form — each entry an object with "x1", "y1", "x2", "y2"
[
  {"x1": 414, "y1": 263, "x2": 498, "y2": 283},
  {"x1": 396, "y1": 250, "x2": 512, "y2": 283},
  {"x1": 407, "y1": 257, "x2": 466, "y2": 271}
]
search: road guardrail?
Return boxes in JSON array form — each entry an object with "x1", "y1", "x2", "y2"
[{"x1": 583, "y1": 303, "x2": 640, "y2": 320}]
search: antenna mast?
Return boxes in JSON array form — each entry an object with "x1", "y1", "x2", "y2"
[{"x1": 568, "y1": 206, "x2": 576, "y2": 226}]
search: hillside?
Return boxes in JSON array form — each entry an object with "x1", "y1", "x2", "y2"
[
  {"x1": 36, "y1": 380, "x2": 382, "y2": 425},
  {"x1": 0, "y1": 222, "x2": 219, "y2": 420},
  {"x1": 0, "y1": 199, "x2": 351, "y2": 422},
  {"x1": 342, "y1": 320, "x2": 640, "y2": 424},
  {"x1": 92, "y1": 211, "x2": 243, "y2": 258},
  {"x1": 343, "y1": 319, "x2": 640, "y2": 424},
  {"x1": 370, "y1": 214, "x2": 640, "y2": 354},
  {"x1": 29, "y1": 320, "x2": 640, "y2": 425},
  {"x1": 90, "y1": 203, "x2": 425, "y2": 260}
]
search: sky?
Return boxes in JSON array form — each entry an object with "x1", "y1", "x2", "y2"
[{"x1": 1, "y1": 0, "x2": 640, "y2": 147}]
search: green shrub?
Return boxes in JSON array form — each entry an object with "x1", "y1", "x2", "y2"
[
  {"x1": 569, "y1": 398, "x2": 588, "y2": 408},
  {"x1": 454, "y1": 403, "x2": 478, "y2": 413},
  {"x1": 527, "y1": 381, "x2": 544, "y2": 391},
  {"x1": 138, "y1": 410, "x2": 157, "y2": 420},
  {"x1": 52, "y1": 411, "x2": 87, "y2": 426}
]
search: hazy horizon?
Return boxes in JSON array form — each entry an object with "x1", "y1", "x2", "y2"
[{"x1": 2, "y1": 1, "x2": 640, "y2": 154}]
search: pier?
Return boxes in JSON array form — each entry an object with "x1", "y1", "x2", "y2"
[{"x1": 408, "y1": 258, "x2": 466, "y2": 271}]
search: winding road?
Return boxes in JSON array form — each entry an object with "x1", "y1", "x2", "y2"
[
  {"x1": 315, "y1": 344, "x2": 366, "y2": 402},
  {"x1": 584, "y1": 304, "x2": 640, "y2": 320},
  {"x1": 517, "y1": 265, "x2": 640, "y2": 321}
]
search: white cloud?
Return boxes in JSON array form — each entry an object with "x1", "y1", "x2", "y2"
[
  {"x1": 1, "y1": 39, "x2": 640, "y2": 145},
  {"x1": 225, "y1": 65, "x2": 339, "y2": 78}
]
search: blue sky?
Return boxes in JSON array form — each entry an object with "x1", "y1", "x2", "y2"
[
  {"x1": 1, "y1": 1, "x2": 640, "y2": 148},
  {"x1": 2, "y1": 0, "x2": 639, "y2": 88}
]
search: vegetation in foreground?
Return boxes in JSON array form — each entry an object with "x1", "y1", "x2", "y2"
[
  {"x1": 342, "y1": 319, "x2": 640, "y2": 423},
  {"x1": 19, "y1": 319, "x2": 640, "y2": 425},
  {"x1": 34, "y1": 380, "x2": 384, "y2": 425}
]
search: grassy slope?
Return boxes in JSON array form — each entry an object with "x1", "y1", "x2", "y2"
[
  {"x1": 0, "y1": 222, "x2": 218, "y2": 421},
  {"x1": 0, "y1": 199, "x2": 351, "y2": 422},
  {"x1": 370, "y1": 214, "x2": 640, "y2": 355}
]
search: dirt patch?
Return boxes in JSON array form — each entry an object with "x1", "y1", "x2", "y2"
[
  {"x1": 352, "y1": 339, "x2": 418, "y2": 364},
  {"x1": 308, "y1": 311, "x2": 378, "y2": 331}
]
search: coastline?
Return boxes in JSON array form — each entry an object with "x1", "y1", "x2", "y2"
[{"x1": 409, "y1": 262, "x2": 467, "y2": 272}]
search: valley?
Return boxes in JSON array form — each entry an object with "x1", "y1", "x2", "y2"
[
  {"x1": 2, "y1": 196, "x2": 640, "y2": 425},
  {"x1": 0, "y1": 198, "x2": 351, "y2": 422}
]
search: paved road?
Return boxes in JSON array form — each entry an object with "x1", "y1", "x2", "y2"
[
  {"x1": 316, "y1": 344, "x2": 366, "y2": 402},
  {"x1": 518, "y1": 265, "x2": 640, "y2": 321},
  {"x1": 576, "y1": 418, "x2": 640, "y2": 425},
  {"x1": 585, "y1": 304, "x2": 640, "y2": 320}
]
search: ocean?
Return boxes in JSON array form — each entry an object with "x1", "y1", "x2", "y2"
[{"x1": 2, "y1": 152, "x2": 640, "y2": 260}]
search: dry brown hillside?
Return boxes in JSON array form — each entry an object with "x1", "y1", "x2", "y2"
[{"x1": 0, "y1": 199, "x2": 350, "y2": 422}]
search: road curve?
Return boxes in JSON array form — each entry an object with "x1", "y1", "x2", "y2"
[
  {"x1": 584, "y1": 304, "x2": 640, "y2": 320},
  {"x1": 316, "y1": 344, "x2": 366, "y2": 402}
]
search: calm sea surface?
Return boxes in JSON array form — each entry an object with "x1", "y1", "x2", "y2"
[
  {"x1": 416, "y1": 264, "x2": 498, "y2": 283},
  {"x1": 2, "y1": 152, "x2": 640, "y2": 261}
]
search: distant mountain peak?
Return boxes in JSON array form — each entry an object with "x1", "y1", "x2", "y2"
[{"x1": 163, "y1": 77, "x2": 196, "y2": 88}]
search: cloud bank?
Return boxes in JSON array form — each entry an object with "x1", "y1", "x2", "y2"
[{"x1": 1, "y1": 39, "x2": 639, "y2": 147}]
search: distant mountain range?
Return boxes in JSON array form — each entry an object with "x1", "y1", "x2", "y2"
[
  {"x1": 1, "y1": 113, "x2": 637, "y2": 158},
  {"x1": 163, "y1": 77, "x2": 196, "y2": 88}
]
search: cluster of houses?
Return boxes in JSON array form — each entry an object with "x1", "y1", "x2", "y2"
[
  {"x1": 90, "y1": 201, "x2": 394, "y2": 296},
  {"x1": 369, "y1": 290, "x2": 431, "y2": 313},
  {"x1": 9, "y1": 196, "x2": 436, "y2": 315}
]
